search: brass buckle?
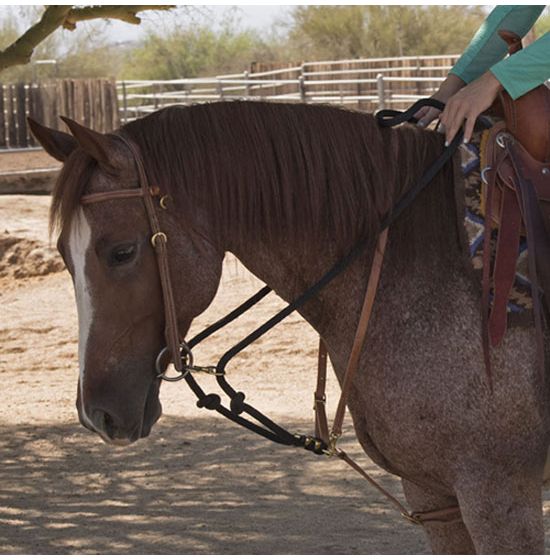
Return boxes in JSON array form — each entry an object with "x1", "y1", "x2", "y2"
[
  {"x1": 151, "y1": 231, "x2": 167, "y2": 247},
  {"x1": 323, "y1": 431, "x2": 340, "y2": 457},
  {"x1": 313, "y1": 392, "x2": 326, "y2": 410},
  {"x1": 401, "y1": 512, "x2": 422, "y2": 525},
  {"x1": 302, "y1": 435, "x2": 326, "y2": 454}
]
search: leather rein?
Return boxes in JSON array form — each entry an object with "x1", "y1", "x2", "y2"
[{"x1": 80, "y1": 99, "x2": 463, "y2": 525}]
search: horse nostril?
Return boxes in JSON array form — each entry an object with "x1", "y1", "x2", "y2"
[
  {"x1": 90, "y1": 408, "x2": 117, "y2": 439},
  {"x1": 102, "y1": 411, "x2": 116, "y2": 439},
  {"x1": 87, "y1": 408, "x2": 141, "y2": 444}
]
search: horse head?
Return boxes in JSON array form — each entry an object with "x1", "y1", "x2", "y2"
[{"x1": 29, "y1": 118, "x2": 223, "y2": 445}]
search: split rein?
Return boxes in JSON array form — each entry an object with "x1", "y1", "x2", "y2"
[{"x1": 81, "y1": 99, "x2": 463, "y2": 525}]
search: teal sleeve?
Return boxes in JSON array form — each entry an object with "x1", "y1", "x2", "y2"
[
  {"x1": 491, "y1": 31, "x2": 550, "y2": 99},
  {"x1": 450, "y1": 5, "x2": 545, "y2": 84}
]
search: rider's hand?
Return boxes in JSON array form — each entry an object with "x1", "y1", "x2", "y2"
[
  {"x1": 414, "y1": 73, "x2": 466, "y2": 128},
  {"x1": 440, "y1": 71, "x2": 503, "y2": 145}
]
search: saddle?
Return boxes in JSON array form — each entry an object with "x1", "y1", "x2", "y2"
[{"x1": 481, "y1": 30, "x2": 550, "y2": 371}]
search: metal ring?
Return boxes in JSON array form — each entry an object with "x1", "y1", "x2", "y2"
[
  {"x1": 151, "y1": 231, "x2": 167, "y2": 248},
  {"x1": 480, "y1": 166, "x2": 492, "y2": 185},
  {"x1": 159, "y1": 195, "x2": 169, "y2": 210},
  {"x1": 156, "y1": 341, "x2": 194, "y2": 381},
  {"x1": 496, "y1": 132, "x2": 511, "y2": 149}
]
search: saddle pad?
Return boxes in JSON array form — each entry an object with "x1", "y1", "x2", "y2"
[{"x1": 461, "y1": 130, "x2": 533, "y2": 318}]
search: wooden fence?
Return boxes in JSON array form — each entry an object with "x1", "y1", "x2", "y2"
[
  {"x1": 0, "y1": 78, "x2": 119, "y2": 150},
  {"x1": 118, "y1": 53, "x2": 460, "y2": 122}
]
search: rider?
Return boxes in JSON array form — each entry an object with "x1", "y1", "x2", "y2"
[{"x1": 415, "y1": 6, "x2": 550, "y2": 145}]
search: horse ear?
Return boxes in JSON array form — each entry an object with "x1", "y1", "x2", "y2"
[
  {"x1": 59, "y1": 116, "x2": 117, "y2": 169},
  {"x1": 27, "y1": 118, "x2": 77, "y2": 162}
]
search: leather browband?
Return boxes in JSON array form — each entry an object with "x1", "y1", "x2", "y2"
[{"x1": 81, "y1": 188, "x2": 145, "y2": 205}]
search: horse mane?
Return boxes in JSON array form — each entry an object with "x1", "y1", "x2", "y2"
[{"x1": 51, "y1": 101, "x2": 446, "y2": 251}]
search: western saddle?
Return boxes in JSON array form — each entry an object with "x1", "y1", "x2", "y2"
[{"x1": 482, "y1": 30, "x2": 550, "y2": 375}]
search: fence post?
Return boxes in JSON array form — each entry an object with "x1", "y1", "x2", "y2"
[
  {"x1": 299, "y1": 76, "x2": 307, "y2": 102},
  {"x1": 299, "y1": 63, "x2": 306, "y2": 102},
  {"x1": 217, "y1": 79, "x2": 224, "y2": 99},
  {"x1": 16, "y1": 82, "x2": 27, "y2": 147},
  {"x1": 415, "y1": 56, "x2": 422, "y2": 96},
  {"x1": 183, "y1": 83, "x2": 190, "y2": 105},
  {"x1": 154, "y1": 83, "x2": 159, "y2": 109},
  {"x1": 244, "y1": 70, "x2": 251, "y2": 97},
  {"x1": 0, "y1": 85, "x2": 6, "y2": 149},
  {"x1": 376, "y1": 73, "x2": 385, "y2": 111},
  {"x1": 121, "y1": 81, "x2": 128, "y2": 123}
]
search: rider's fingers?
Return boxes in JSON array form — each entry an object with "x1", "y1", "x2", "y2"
[
  {"x1": 416, "y1": 107, "x2": 441, "y2": 128},
  {"x1": 444, "y1": 109, "x2": 465, "y2": 146},
  {"x1": 440, "y1": 100, "x2": 462, "y2": 145},
  {"x1": 462, "y1": 114, "x2": 477, "y2": 144},
  {"x1": 413, "y1": 106, "x2": 429, "y2": 121}
]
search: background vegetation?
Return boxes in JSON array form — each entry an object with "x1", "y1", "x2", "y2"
[{"x1": 1, "y1": 5, "x2": 543, "y2": 82}]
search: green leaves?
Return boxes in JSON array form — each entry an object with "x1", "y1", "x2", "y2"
[
  {"x1": 287, "y1": 5, "x2": 486, "y2": 60},
  {"x1": 121, "y1": 14, "x2": 268, "y2": 80}
]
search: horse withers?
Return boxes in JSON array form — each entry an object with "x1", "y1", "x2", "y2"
[{"x1": 30, "y1": 101, "x2": 550, "y2": 553}]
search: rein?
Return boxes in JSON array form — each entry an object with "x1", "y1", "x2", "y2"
[{"x1": 81, "y1": 99, "x2": 463, "y2": 525}]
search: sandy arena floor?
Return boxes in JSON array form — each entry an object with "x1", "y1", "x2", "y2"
[{"x1": 1, "y1": 192, "x2": 550, "y2": 553}]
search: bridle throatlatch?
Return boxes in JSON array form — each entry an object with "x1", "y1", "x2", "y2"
[{"x1": 81, "y1": 101, "x2": 464, "y2": 525}]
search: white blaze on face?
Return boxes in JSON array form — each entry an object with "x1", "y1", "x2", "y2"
[{"x1": 68, "y1": 209, "x2": 94, "y2": 426}]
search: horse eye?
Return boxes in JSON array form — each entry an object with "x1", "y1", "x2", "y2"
[{"x1": 109, "y1": 244, "x2": 136, "y2": 266}]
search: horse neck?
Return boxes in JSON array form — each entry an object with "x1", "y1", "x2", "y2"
[{"x1": 223, "y1": 153, "x2": 466, "y2": 373}]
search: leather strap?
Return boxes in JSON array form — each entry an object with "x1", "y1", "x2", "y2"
[
  {"x1": 81, "y1": 188, "x2": 144, "y2": 204},
  {"x1": 314, "y1": 228, "x2": 461, "y2": 525},
  {"x1": 488, "y1": 185, "x2": 522, "y2": 346},
  {"x1": 81, "y1": 136, "x2": 183, "y2": 372},
  {"x1": 330, "y1": 227, "x2": 389, "y2": 444},
  {"x1": 314, "y1": 338, "x2": 330, "y2": 443},
  {"x1": 312, "y1": 228, "x2": 461, "y2": 524}
]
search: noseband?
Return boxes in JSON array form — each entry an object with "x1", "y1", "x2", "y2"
[{"x1": 78, "y1": 102, "x2": 464, "y2": 526}]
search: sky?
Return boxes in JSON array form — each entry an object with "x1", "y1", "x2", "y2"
[
  {"x1": 106, "y1": 5, "x2": 293, "y2": 41},
  {"x1": 0, "y1": 4, "x2": 499, "y2": 48},
  {"x1": 0, "y1": 5, "x2": 295, "y2": 48}
]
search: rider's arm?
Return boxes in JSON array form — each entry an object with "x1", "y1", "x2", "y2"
[
  {"x1": 450, "y1": 5, "x2": 545, "y2": 86},
  {"x1": 490, "y1": 32, "x2": 550, "y2": 99}
]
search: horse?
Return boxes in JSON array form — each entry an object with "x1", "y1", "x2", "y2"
[{"x1": 29, "y1": 100, "x2": 549, "y2": 553}]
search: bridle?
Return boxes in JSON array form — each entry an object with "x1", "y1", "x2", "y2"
[{"x1": 80, "y1": 99, "x2": 464, "y2": 525}]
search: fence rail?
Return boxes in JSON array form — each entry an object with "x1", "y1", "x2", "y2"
[{"x1": 118, "y1": 54, "x2": 459, "y2": 122}]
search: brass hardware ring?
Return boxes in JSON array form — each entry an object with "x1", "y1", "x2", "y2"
[{"x1": 151, "y1": 232, "x2": 167, "y2": 247}]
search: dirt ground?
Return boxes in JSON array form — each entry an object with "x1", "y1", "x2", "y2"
[
  {"x1": 1, "y1": 192, "x2": 550, "y2": 554},
  {"x1": 0, "y1": 149, "x2": 59, "y2": 173}
]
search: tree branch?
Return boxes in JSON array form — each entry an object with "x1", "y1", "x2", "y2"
[
  {"x1": 0, "y1": 6, "x2": 71, "y2": 71},
  {"x1": 0, "y1": 5, "x2": 174, "y2": 73},
  {"x1": 63, "y1": 5, "x2": 173, "y2": 30}
]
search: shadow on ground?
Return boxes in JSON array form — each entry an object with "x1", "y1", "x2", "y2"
[{"x1": 0, "y1": 415, "x2": 428, "y2": 554}]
